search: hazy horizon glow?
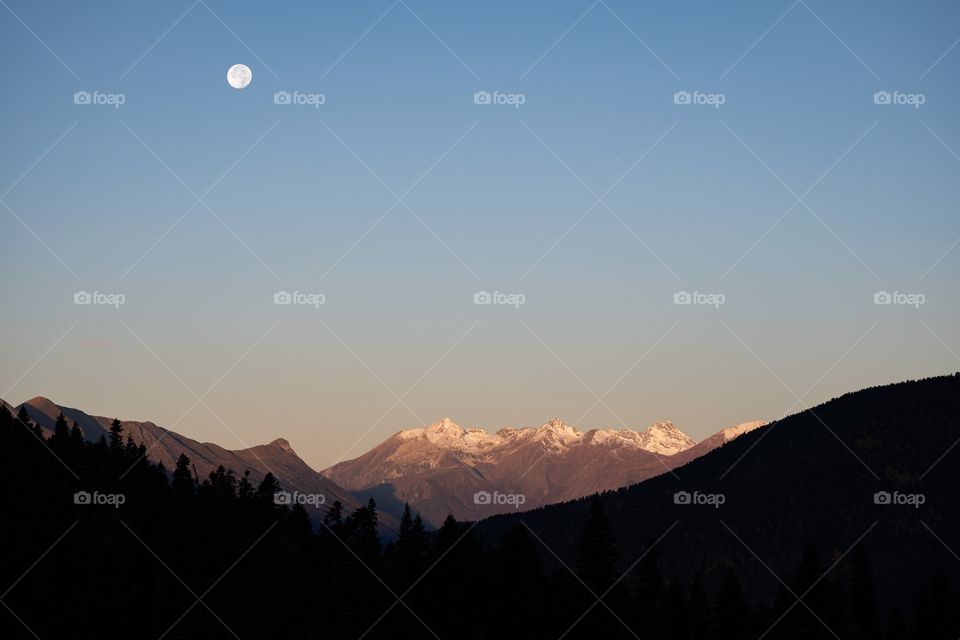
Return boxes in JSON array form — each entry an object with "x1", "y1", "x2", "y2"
[{"x1": 2, "y1": 1, "x2": 958, "y2": 470}]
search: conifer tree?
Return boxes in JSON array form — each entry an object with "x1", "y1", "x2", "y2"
[
  {"x1": 323, "y1": 500, "x2": 344, "y2": 531},
  {"x1": 108, "y1": 418, "x2": 123, "y2": 450},
  {"x1": 172, "y1": 453, "x2": 194, "y2": 502},
  {"x1": 237, "y1": 470, "x2": 253, "y2": 503},
  {"x1": 255, "y1": 472, "x2": 281, "y2": 505},
  {"x1": 398, "y1": 503, "x2": 413, "y2": 541},
  {"x1": 51, "y1": 412, "x2": 69, "y2": 443},
  {"x1": 69, "y1": 420, "x2": 84, "y2": 445},
  {"x1": 435, "y1": 513, "x2": 461, "y2": 552},
  {"x1": 15, "y1": 404, "x2": 31, "y2": 428}
]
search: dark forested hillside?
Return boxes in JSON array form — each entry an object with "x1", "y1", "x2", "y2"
[
  {"x1": 1, "y1": 374, "x2": 959, "y2": 639},
  {"x1": 476, "y1": 374, "x2": 960, "y2": 629}
]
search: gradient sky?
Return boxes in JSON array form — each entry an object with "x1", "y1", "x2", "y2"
[{"x1": 2, "y1": 0, "x2": 958, "y2": 470}]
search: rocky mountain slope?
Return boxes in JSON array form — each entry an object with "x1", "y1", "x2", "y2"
[{"x1": 324, "y1": 416, "x2": 765, "y2": 525}]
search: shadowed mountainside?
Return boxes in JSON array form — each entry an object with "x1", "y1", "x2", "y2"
[{"x1": 473, "y1": 374, "x2": 960, "y2": 609}]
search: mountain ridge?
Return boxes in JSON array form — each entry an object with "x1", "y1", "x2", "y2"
[
  {"x1": 14, "y1": 396, "x2": 376, "y2": 530},
  {"x1": 324, "y1": 416, "x2": 765, "y2": 525}
]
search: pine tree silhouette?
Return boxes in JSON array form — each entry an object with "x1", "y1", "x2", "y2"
[
  {"x1": 255, "y1": 471, "x2": 281, "y2": 504},
  {"x1": 172, "y1": 452, "x2": 195, "y2": 505},
  {"x1": 51, "y1": 412, "x2": 69, "y2": 444},
  {"x1": 69, "y1": 420, "x2": 84, "y2": 445}
]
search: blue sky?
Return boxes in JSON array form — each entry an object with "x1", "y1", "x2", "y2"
[{"x1": 2, "y1": 0, "x2": 959, "y2": 469}]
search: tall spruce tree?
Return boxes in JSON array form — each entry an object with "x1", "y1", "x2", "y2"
[{"x1": 108, "y1": 418, "x2": 123, "y2": 450}]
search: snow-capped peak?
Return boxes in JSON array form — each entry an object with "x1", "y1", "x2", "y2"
[
  {"x1": 528, "y1": 418, "x2": 583, "y2": 452},
  {"x1": 397, "y1": 418, "x2": 502, "y2": 453},
  {"x1": 636, "y1": 420, "x2": 696, "y2": 455},
  {"x1": 536, "y1": 418, "x2": 580, "y2": 437}
]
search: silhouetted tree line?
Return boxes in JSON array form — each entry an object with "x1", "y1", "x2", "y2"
[{"x1": 1, "y1": 403, "x2": 957, "y2": 639}]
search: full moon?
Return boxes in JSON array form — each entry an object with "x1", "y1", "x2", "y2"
[{"x1": 227, "y1": 64, "x2": 252, "y2": 89}]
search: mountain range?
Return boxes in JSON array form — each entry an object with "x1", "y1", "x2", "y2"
[
  {"x1": 324, "y1": 416, "x2": 767, "y2": 525},
  {"x1": 13, "y1": 396, "x2": 370, "y2": 528},
  {"x1": 10, "y1": 395, "x2": 766, "y2": 530}
]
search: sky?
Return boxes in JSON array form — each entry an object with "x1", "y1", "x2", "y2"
[{"x1": 1, "y1": 0, "x2": 959, "y2": 470}]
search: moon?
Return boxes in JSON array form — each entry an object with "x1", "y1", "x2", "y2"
[{"x1": 227, "y1": 64, "x2": 252, "y2": 89}]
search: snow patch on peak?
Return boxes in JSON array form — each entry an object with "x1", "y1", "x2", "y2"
[
  {"x1": 530, "y1": 419, "x2": 582, "y2": 452},
  {"x1": 391, "y1": 417, "x2": 697, "y2": 458},
  {"x1": 648, "y1": 420, "x2": 678, "y2": 431},
  {"x1": 537, "y1": 418, "x2": 579, "y2": 436},
  {"x1": 426, "y1": 417, "x2": 463, "y2": 433},
  {"x1": 397, "y1": 418, "x2": 502, "y2": 454},
  {"x1": 720, "y1": 420, "x2": 768, "y2": 442}
]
